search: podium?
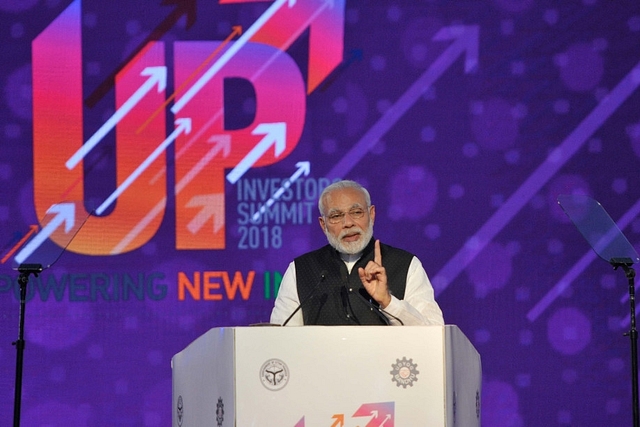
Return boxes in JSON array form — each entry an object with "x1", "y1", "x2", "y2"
[{"x1": 171, "y1": 325, "x2": 481, "y2": 426}]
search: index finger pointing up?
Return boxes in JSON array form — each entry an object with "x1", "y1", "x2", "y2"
[{"x1": 374, "y1": 239, "x2": 382, "y2": 265}]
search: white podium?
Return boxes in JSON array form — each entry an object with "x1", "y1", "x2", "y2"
[{"x1": 171, "y1": 325, "x2": 481, "y2": 426}]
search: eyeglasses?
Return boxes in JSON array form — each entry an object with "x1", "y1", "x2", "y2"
[{"x1": 324, "y1": 208, "x2": 367, "y2": 224}]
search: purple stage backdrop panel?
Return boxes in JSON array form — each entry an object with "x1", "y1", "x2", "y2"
[{"x1": 1, "y1": 0, "x2": 640, "y2": 426}]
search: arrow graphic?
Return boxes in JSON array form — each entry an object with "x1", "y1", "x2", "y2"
[
  {"x1": 251, "y1": 161, "x2": 310, "y2": 221},
  {"x1": 353, "y1": 402, "x2": 394, "y2": 427},
  {"x1": 327, "y1": 25, "x2": 479, "y2": 179},
  {"x1": 162, "y1": 0, "x2": 332, "y2": 182},
  {"x1": 14, "y1": 203, "x2": 75, "y2": 265},
  {"x1": 85, "y1": 0, "x2": 197, "y2": 107},
  {"x1": 248, "y1": 0, "x2": 335, "y2": 87},
  {"x1": 171, "y1": 0, "x2": 295, "y2": 114},
  {"x1": 1, "y1": 225, "x2": 39, "y2": 264},
  {"x1": 186, "y1": 194, "x2": 225, "y2": 233},
  {"x1": 67, "y1": 66, "x2": 167, "y2": 170},
  {"x1": 176, "y1": 134, "x2": 231, "y2": 192},
  {"x1": 331, "y1": 414, "x2": 345, "y2": 427},
  {"x1": 136, "y1": 25, "x2": 243, "y2": 135},
  {"x1": 226, "y1": 122, "x2": 287, "y2": 184},
  {"x1": 433, "y1": 59, "x2": 640, "y2": 296},
  {"x1": 111, "y1": 132, "x2": 228, "y2": 253},
  {"x1": 95, "y1": 118, "x2": 191, "y2": 215},
  {"x1": 61, "y1": 143, "x2": 115, "y2": 200}
]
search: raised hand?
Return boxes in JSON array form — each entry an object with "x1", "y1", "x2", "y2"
[{"x1": 358, "y1": 239, "x2": 391, "y2": 308}]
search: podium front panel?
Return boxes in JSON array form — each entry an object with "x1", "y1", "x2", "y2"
[{"x1": 234, "y1": 326, "x2": 446, "y2": 426}]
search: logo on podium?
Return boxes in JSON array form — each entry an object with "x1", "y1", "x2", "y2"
[
  {"x1": 390, "y1": 357, "x2": 420, "y2": 388},
  {"x1": 260, "y1": 358, "x2": 290, "y2": 391},
  {"x1": 216, "y1": 397, "x2": 224, "y2": 426},
  {"x1": 176, "y1": 395, "x2": 183, "y2": 427}
]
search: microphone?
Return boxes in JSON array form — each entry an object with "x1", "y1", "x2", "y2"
[
  {"x1": 281, "y1": 270, "x2": 328, "y2": 326},
  {"x1": 339, "y1": 270, "x2": 361, "y2": 324},
  {"x1": 340, "y1": 285, "x2": 360, "y2": 324},
  {"x1": 353, "y1": 287, "x2": 405, "y2": 326}
]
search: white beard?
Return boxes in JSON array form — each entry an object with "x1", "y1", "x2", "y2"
[{"x1": 324, "y1": 222, "x2": 374, "y2": 255}]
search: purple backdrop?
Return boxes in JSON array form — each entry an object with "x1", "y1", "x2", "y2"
[{"x1": 2, "y1": 0, "x2": 640, "y2": 425}]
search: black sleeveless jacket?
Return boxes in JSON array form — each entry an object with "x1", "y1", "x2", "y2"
[{"x1": 294, "y1": 238, "x2": 413, "y2": 325}]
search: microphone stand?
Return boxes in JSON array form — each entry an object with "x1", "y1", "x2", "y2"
[
  {"x1": 613, "y1": 258, "x2": 639, "y2": 427},
  {"x1": 353, "y1": 288, "x2": 405, "y2": 326},
  {"x1": 13, "y1": 263, "x2": 43, "y2": 427},
  {"x1": 353, "y1": 288, "x2": 389, "y2": 325},
  {"x1": 282, "y1": 271, "x2": 327, "y2": 326}
]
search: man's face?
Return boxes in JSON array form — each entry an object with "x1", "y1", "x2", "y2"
[{"x1": 318, "y1": 187, "x2": 375, "y2": 254}]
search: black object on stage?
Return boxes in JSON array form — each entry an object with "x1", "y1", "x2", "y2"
[{"x1": 559, "y1": 194, "x2": 640, "y2": 427}]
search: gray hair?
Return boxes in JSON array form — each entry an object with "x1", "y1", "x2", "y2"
[{"x1": 318, "y1": 180, "x2": 371, "y2": 215}]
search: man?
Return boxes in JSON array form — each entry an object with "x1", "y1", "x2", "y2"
[{"x1": 270, "y1": 180, "x2": 444, "y2": 326}]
